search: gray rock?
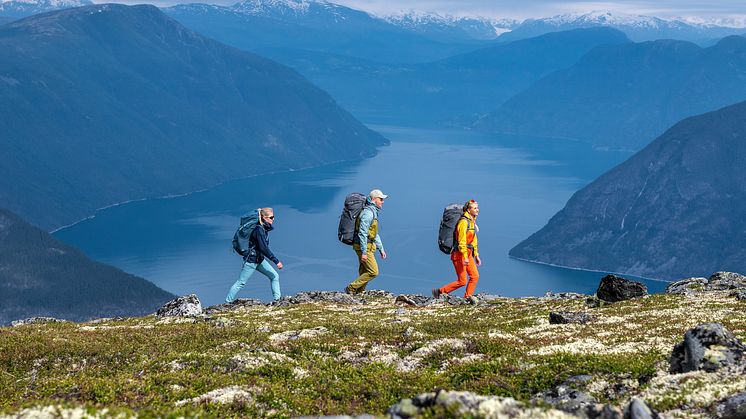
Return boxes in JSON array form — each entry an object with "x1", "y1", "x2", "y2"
[
  {"x1": 395, "y1": 294, "x2": 437, "y2": 307},
  {"x1": 666, "y1": 272, "x2": 746, "y2": 295},
  {"x1": 544, "y1": 292, "x2": 590, "y2": 300},
  {"x1": 156, "y1": 294, "x2": 202, "y2": 318},
  {"x1": 584, "y1": 403, "x2": 624, "y2": 419},
  {"x1": 624, "y1": 398, "x2": 659, "y2": 419},
  {"x1": 669, "y1": 323, "x2": 746, "y2": 373},
  {"x1": 732, "y1": 289, "x2": 746, "y2": 301},
  {"x1": 708, "y1": 272, "x2": 746, "y2": 290},
  {"x1": 204, "y1": 298, "x2": 263, "y2": 314},
  {"x1": 549, "y1": 311, "x2": 597, "y2": 324},
  {"x1": 714, "y1": 391, "x2": 746, "y2": 418},
  {"x1": 665, "y1": 277, "x2": 708, "y2": 295},
  {"x1": 533, "y1": 383, "x2": 597, "y2": 413},
  {"x1": 274, "y1": 291, "x2": 363, "y2": 306},
  {"x1": 10, "y1": 317, "x2": 70, "y2": 327},
  {"x1": 596, "y1": 275, "x2": 647, "y2": 302}
]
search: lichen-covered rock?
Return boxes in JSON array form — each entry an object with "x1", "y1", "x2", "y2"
[
  {"x1": 388, "y1": 390, "x2": 576, "y2": 418},
  {"x1": 533, "y1": 382, "x2": 597, "y2": 413},
  {"x1": 549, "y1": 311, "x2": 596, "y2": 324},
  {"x1": 714, "y1": 391, "x2": 746, "y2": 418},
  {"x1": 624, "y1": 398, "x2": 659, "y2": 419},
  {"x1": 667, "y1": 272, "x2": 746, "y2": 295},
  {"x1": 708, "y1": 272, "x2": 746, "y2": 291},
  {"x1": 274, "y1": 291, "x2": 363, "y2": 306},
  {"x1": 156, "y1": 294, "x2": 202, "y2": 318},
  {"x1": 669, "y1": 323, "x2": 746, "y2": 373},
  {"x1": 666, "y1": 277, "x2": 709, "y2": 295},
  {"x1": 269, "y1": 326, "x2": 328, "y2": 343},
  {"x1": 543, "y1": 292, "x2": 590, "y2": 301},
  {"x1": 11, "y1": 317, "x2": 70, "y2": 327},
  {"x1": 596, "y1": 275, "x2": 647, "y2": 302},
  {"x1": 731, "y1": 289, "x2": 746, "y2": 301},
  {"x1": 395, "y1": 294, "x2": 436, "y2": 306}
]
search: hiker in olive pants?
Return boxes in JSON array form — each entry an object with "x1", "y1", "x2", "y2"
[{"x1": 345, "y1": 189, "x2": 387, "y2": 294}]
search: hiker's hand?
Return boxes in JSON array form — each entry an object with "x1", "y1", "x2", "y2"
[
  {"x1": 361, "y1": 254, "x2": 368, "y2": 263},
  {"x1": 475, "y1": 256, "x2": 482, "y2": 266},
  {"x1": 380, "y1": 250, "x2": 387, "y2": 260},
  {"x1": 277, "y1": 262, "x2": 284, "y2": 269},
  {"x1": 463, "y1": 256, "x2": 470, "y2": 265}
]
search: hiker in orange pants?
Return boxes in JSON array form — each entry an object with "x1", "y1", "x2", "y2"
[{"x1": 433, "y1": 200, "x2": 481, "y2": 301}]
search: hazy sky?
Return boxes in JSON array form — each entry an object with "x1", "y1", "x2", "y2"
[{"x1": 100, "y1": 0, "x2": 746, "y2": 23}]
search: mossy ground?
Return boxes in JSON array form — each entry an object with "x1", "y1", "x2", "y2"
[{"x1": 1, "y1": 292, "x2": 744, "y2": 418}]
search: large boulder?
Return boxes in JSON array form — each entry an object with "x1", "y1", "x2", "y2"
[
  {"x1": 669, "y1": 323, "x2": 746, "y2": 373},
  {"x1": 156, "y1": 294, "x2": 202, "y2": 318},
  {"x1": 596, "y1": 275, "x2": 648, "y2": 302}
]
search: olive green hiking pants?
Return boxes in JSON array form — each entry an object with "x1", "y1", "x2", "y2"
[{"x1": 347, "y1": 248, "x2": 378, "y2": 293}]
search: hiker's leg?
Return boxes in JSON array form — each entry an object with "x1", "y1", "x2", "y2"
[
  {"x1": 225, "y1": 262, "x2": 258, "y2": 303},
  {"x1": 256, "y1": 259, "x2": 281, "y2": 301},
  {"x1": 440, "y1": 256, "x2": 468, "y2": 295},
  {"x1": 464, "y1": 260, "x2": 480, "y2": 298},
  {"x1": 349, "y1": 250, "x2": 378, "y2": 292}
]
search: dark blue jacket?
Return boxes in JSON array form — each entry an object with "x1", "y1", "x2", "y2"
[{"x1": 244, "y1": 223, "x2": 279, "y2": 265}]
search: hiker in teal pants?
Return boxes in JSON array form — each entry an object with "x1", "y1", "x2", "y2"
[{"x1": 225, "y1": 208, "x2": 284, "y2": 302}]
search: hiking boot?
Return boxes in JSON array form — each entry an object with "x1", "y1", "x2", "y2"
[
  {"x1": 431, "y1": 288, "x2": 442, "y2": 298},
  {"x1": 467, "y1": 295, "x2": 479, "y2": 305},
  {"x1": 344, "y1": 285, "x2": 355, "y2": 295}
]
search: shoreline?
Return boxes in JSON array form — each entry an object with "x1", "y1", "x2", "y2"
[{"x1": 508, "y1": 254, "x2": 670, "y2": 284}]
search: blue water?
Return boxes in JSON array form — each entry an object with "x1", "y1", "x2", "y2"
[{"x1": 55, "y1": 126, "x2": 668, "y2": 305}]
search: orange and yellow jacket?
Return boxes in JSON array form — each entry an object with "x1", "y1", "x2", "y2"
[{"x1": 455, "y1": 211, "x2": 479, "y2": 261}]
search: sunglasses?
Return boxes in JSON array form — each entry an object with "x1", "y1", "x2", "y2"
[{"x1": 265, "y1": 215, "x2": 274, "y2": 220}]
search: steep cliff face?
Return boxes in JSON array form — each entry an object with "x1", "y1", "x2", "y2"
[{"x1": 510, "y1": 100, "x2": 746, "y2": 280}]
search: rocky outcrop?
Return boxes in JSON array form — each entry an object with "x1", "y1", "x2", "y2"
[
  {"x1": 549, "y1": 311, "x2": 597, "y2": 324},
  {"x1": 156, "y1": 294, "x2": 202, "y2": 318},
  {"x1": 714, "y1": 391, "x2": 746, "y2": 418},
  {"x1": 596, "y1": 275, "x2": 647, "y2": 302},
  {"x1": 10, "y1": 317, "x2": 70, "y2": 327},
  {"x1": 667, "y1": 272, "x2": 746, "y2": 295},
  {"x1": 669, "y1": 323, "x2": 746, "y2": 373}
]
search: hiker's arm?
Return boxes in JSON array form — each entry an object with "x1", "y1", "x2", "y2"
[
  {"x1": 374, "y1": 231, "x2": 383, "y2": 254},
  {"x1": 253, "y1": 228, "x2": 279, "y2": 265},
  {"x1": 357, "y1": 209, "x2": 372, "y2": 254}
]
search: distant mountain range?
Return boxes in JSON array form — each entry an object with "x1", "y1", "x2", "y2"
[
  {"x1": 0, "y1": 0, "x2": 89, "y2": 18},
  {"x1": 0, "y1": 207, "x2": 174, "y2": 325},
  {"x1": 381, "y1": 11, "x2": 518, "y2": 41},
  {"x1": 162, "y1": 1, "x2": 487, "y2": 64},
  {"x1": 257, "y1": 28, "x2": 630, "y2": 125},
  {"x1": 477, "y1": 35, "x2": 746, "y2": 150},
  {"x1": 497, "y1": 11, "x2": 746, "y2": 44},
  {"x1": 510, "y1": 100, "x2": 746, "y2": 280},
  {"x1": 0, "y1": 4, "x2": 386, "y2": 230}
]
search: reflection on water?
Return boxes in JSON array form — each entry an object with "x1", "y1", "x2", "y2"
[{"x1": 55, "y1": 126, "x2": 667, "y2": 305}]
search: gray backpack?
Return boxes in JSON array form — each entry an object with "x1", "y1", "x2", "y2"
[
  {"x1": 438, "y1": 203, "x2": 463, "y2": 254},
  {"x1": 338, "y1": 192, "x2": 366, "y2": 245}
]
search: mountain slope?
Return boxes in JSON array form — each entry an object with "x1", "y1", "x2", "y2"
[
  {"x1": 509, "y1": 101, "x2": 746, "y2": 280},
  {"x1": 258, "y1": 28, "x2": 630, "y2": 125},
  {"x1": 497, "y1": 11, "x2": 746, "y2": 43},
  {"x1": 0, "y1": 4, "x2": 386, "y2": 230},
  {"x1": 478, "y1": 35, "x2": 746, "y2": 149},
  {"x1": 0, "y1": 208, "x2": 174, "y2": 325}
]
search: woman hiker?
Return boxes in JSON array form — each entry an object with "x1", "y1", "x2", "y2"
[
  {"x1": 432, "y1": 199, "x2": 481, "y2": 303},
  {"x1": 225, "y1": 207, "x2": 284, "y2": 303}
]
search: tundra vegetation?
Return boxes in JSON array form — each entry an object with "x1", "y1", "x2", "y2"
[{"x1": 0, "y1": 283, "x2": 744, "y2": 418}]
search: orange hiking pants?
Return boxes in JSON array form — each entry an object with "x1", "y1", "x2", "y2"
[{"x1": 439, "y1": 249, "x2": 479, "y2": 297}]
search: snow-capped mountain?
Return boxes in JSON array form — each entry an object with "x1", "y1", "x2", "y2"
[
  {"x1": 499, "y1": 11, "x2": 746, "y2": 43},
  {"x1": 384, "y1": 10, "x2": 519, "y2": 41},
  {"x1": 0, "y1": 0, "x2": 91, "y2": 18}
]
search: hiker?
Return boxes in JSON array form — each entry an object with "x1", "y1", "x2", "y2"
[
  {"x1": 433, "y1": 199, "x2": 481, "y2": 301},
  {"x1": 345, "y1": 189, "x2": 387, "y2": 294},
  {"x1": 225, "y1": 207, "x2": 284, "y2": 303}
]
